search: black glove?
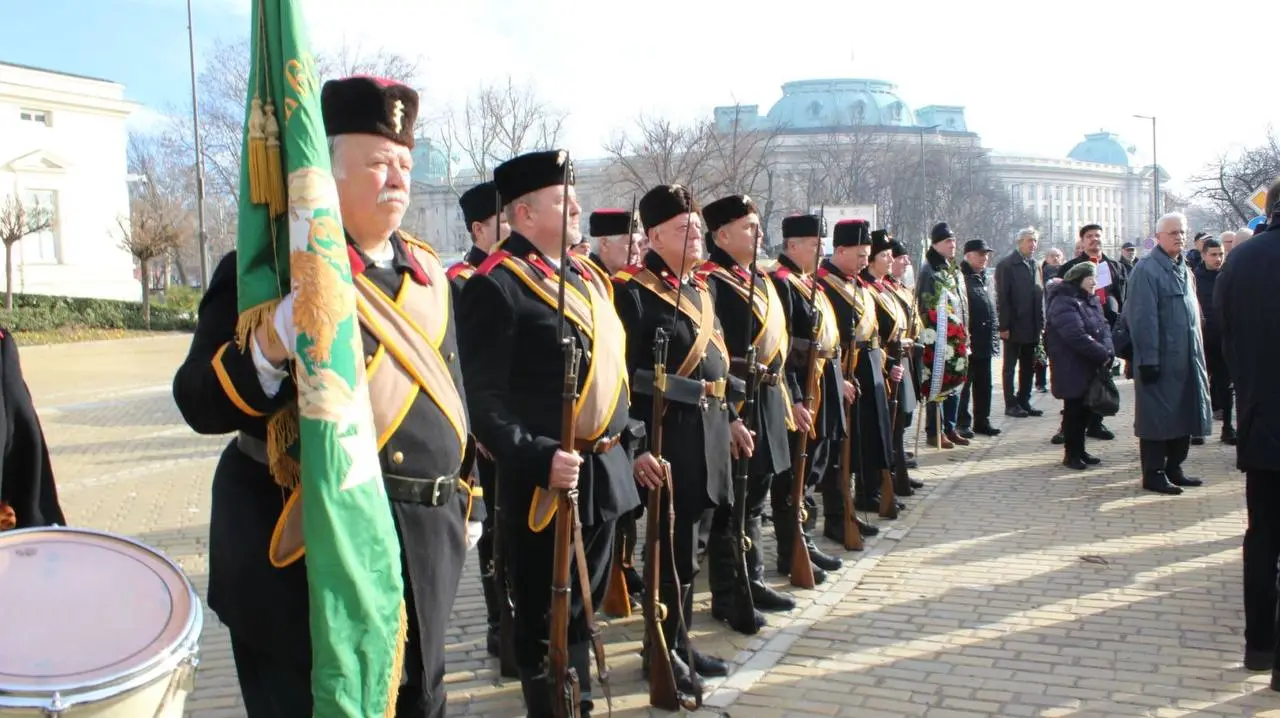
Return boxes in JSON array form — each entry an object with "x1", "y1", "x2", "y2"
[{"x1": 1138, "y1": 365, "x2": 1160, "y2": 384}]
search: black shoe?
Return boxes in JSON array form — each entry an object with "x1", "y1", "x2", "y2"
[
  {"x1": 905, "y1": 459, "x2": 919, "y2": 470},
  {"x1": 806, "y1": 539, "x2": 843, "y2": 572},
  {"x1": 1062, "y1": 456, "x2": 1087, "y2": 470},
  {"x1": 1021, "y1": 405, "x2": 1045, "y2": 417},
  {"x1": 1080, "y1": 452, "x2": 1101, "y2": 465},
  {"x1": 750, "y1": 581, "x2": 797, "y2": 612},
  {"x1": 775, "y1": 558, "x2": 827, "y2": 585},
  {"x1": 1037, "y1": 385, "x2": 1049, "y2": 393},
  {"x1": 1086, "y1": 425, "x2": 1115, "y2": 440},
  {"x1": 1167, "y1": 471, "x2": 1203, "y2": 487},
  {"x1": 1050, "y1": 432, "x2": 1065, "y2": 445},
  {"x1": 1191, "y1": 436, "x2": 1205, "y2": 446},
  {"x1": 957, "y1": 428, "x2": 976, "y2": 439},
  {"x1": 692, "y1": 650, "x2": 729, "y2": 677},
  {"x1": 1143, "y1": 472, "x2": 1183, "y2": 495},
  {"x1": 1005, "y1": 406, "x2": 1030, "y2": 418},
  {"x1": 973, "y1": 423, "x2": 1002, "y2": 436},
  {"x1": 1246, "y1": 647, "x2": 1275, "y2": 672},
  {"x1": 486, "y1": 625, "x2": 500, "y2": 657},
  {"x1": 711, "y1": 600, "x2": 765, "y2": 635},
  {"x1": 908, "y1": 478, "x2": 923, "y2": 489},
  {"x1": 858, "y1": 518, "x2": 880, "y2": 537},
  {"x1": 1222, "y1": 427, "x2": 1238, "y2": 445},
  {"x1": 894, "y1": 480, "x2": 915, "y2": 497},
  {"x1": 905, "y1": 450, "x2": 915, "y2": 460}
]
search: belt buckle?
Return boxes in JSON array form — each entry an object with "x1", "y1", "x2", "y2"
[
  {"x1": 713, "y1": 378, "x2": 726, "y2": 398},
  {"x1": 430, "y1": 478, "x2": 443, "y2": 505}
]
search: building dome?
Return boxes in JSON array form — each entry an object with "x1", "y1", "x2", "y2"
[
  {"x1": 1067, "y1": 132, "x2": 1135, "y2": 166},
  {"x1": 764, "y1": 79, "x2": 916, "y2": 130},
  {"x1": 411, "y1": 137, "x2": 453, "y2": 184}
]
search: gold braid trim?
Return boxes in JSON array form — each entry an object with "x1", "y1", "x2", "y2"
[
  {"x1": 385, "y1": 601, "x2": 408, "y2": 715},
  {"x1": 234, "y1": 300, "x2": 281, "y2": 353},
  {"x1": 267, "y1": 404, "x2": 300, "y2": 490}
]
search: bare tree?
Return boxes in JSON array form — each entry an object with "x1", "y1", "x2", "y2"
[
  {"x1": 438, "y1": 76, "x2": 567, "y2": 188},
  {"x1": 116, "y1": 187, "x2": 188, "y2": 328},
  {"x1": 0, "y1": 194, "x2": 53, "y2": 310},
  {"x1": 603, "y1": 115, "x2": 720, "y2": 197},
  {"x1": 1190, "y1": 129, "x2": 1280, "y2": 225}
]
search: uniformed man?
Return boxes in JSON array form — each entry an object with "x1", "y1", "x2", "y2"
[
  {"x1": 173, "y1": 76, "x2": 470, "y2": 717},
  {"x1": 817, "y1": 221, "x2": 904, "y2": 538},
  {"x1": 448, "y1": 180, "x2": 512, "y2": 662},
  {"x1": 699, "y1": 194, "x2": 798, "y2": 635},
  {"x1": 455, "y1": 150, "x2": 640, "y2": 717},
  {"x1": 885, "y1": 237, "x2": 926, "y2": 493},
  {"x1": 615, "y1": 184, "x2": 753, "y2": 689},
  {"x1": 769, "y1": 215, "x2": 846, "y2": 583},
  {"x1": 0, "y1": 328, "x2": 63, "y2": 531},
  {"x1": 586, "y1": 209, "x2": 641, "y2": 276}
]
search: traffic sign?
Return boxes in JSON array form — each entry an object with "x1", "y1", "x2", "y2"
[
  {"x1": 1247, "y1": 186, "x2": 1269, "y2": 215},
  {"x1": 1248, "y1": 215, "x2": 1267, "y2": 231}
]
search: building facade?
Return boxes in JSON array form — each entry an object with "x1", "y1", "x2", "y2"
[
  {"x1": 0, "y1": 61, "x2": 140, "y2": 302},
  {"x1": 988, "y1": 132, "x2": 1167, "y2": 254}
]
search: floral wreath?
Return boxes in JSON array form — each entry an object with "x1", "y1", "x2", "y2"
[{"x1": 918, "y1": 265, "x2": 969, "y2": 399}]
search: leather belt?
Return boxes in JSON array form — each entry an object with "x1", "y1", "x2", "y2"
[
  {"x1": 855, "y1": 338, "x2": 882, "y2": 351},
  {"x1": 631, "y1": 370, "x2": 744, "y2": 406},
  {"x1": 730, "y1": 358, "x2": 781, "y2": 386},
  {"x1": 384, "y1": 473, "x2": 459, "y2": 506},
  {"x1": 574, "y1": 433, "x2": 622, "y2": 454},
  {"x1": 789, "y1": 338, "x2": 837, "y2": 359},
  {"x1": 237, "y1": 432, "x2": 459, "y2": 507}
]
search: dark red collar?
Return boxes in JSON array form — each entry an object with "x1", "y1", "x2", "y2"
[{"x1": 346, "y1": 234, "x2": 429, "y2": 285}]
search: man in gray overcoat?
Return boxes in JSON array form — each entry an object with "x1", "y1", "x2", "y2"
[{"x1": 1121, "y1": 211, "x2": 1211, "y2": 496}]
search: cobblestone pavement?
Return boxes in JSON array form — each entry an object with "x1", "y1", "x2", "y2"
[{"x1": 18, "y1": 335, "x2": 1276, "y2": 717}]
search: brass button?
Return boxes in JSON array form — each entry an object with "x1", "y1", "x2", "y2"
[
  {"x1": 701, "y1": 353, "x2": 708, "y2": 361},
  {"x1": 446, "y1": 351, "x2": 455, "y2": 363},
  {"x1": 391, "y1": 451, "x2": 404, "y2": 465},
  {"x1": 366, "y1": 354, "x2": 374, "y2": 364}
]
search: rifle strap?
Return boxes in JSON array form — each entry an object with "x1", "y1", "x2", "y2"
[
  {"x1": 662, "y1": 475, "x2": 703, "y2": 704},
  {"x1": 571, "y1": 504, "x2": 612, "y2": 713}
]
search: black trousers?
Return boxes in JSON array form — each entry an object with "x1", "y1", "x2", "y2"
[
  {"x1": 958, "y1": 355, "x2": 993, "y2": 428},
  {"x1": 507, "y1": 514, "x2": 616, "y2": 670},
  {"x1": 1245, "y1": 472, "x2": 1280, "y2": 651},
  {"x1": 1062, "y1": 397, "x2": 1088, "y2": 458},
  {"x1": 1205, "y1": 340, "x2": 1234, "y2": 428},
  {"x1": 1035, "y1": 360, "x2": 1047, "y2": 390},
  {"x1": 1003, "y1": 340, "x2": 1036, "y2": 409},
  {"x1": 925, "y1": 394, "x2": 959, "y2": 436},
  {"x1": 1139, "y1": 437, "x2": 1191, "y2": 478}
]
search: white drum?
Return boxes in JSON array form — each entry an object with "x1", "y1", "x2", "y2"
[{"x1": 0, "y1": 527, "x2": 202, "y2": 717}]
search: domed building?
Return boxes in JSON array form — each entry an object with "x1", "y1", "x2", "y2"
[{"x1": 987, "y1": 130, "x2": 1168, "y2": 252}]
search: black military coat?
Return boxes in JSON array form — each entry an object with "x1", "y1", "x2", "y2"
[
  {"x1": 171, "y1": 234, "x2": 470, "y2": 668},
  {"x1": 819, "y1": 262, "x2": 891, "y2": 469},
  {"x1": 447, "y1": 244, "x2": 492, "y2": 525},
  {"x1": 0, "y1": 329, "x2": 63, "y2": 530},
  {"x1": 456, "y1": 232, "x2": 640, "y2": 528},
  {"x1": 615, "y1": 251, "x2": 734, "y2": 519},
  {"x1": 770, "y1": 253, "x2": 845, "y2": 441},
  {"x1": 701, "y1": 246, "x2": 790, "y2": 476}
]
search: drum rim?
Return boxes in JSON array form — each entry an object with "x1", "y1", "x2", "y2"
[{"x1": 0, "y1": 525, "x2": 204, "y2": 707}]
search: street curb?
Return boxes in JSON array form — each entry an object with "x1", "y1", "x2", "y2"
[{"x1": 17, "y1": 331, "x2": 191, "y2": 351}]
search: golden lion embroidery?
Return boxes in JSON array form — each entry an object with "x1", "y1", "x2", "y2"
[{"x1": 292, "y1": 249, "x2": 352, "y2": 364}]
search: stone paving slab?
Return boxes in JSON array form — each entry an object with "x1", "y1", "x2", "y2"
[{"x1": 15, "y1": 336, "x2": 1276, "y2": 718}]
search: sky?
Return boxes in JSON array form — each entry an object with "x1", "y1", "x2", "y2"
[{"x1": 4, "y1": 0, "x2": 1273, "y2": 193}]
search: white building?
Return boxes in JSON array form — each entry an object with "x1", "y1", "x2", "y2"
[
  {"x1": 987, "y1": 132, "x2": 1168, "y2": 254},
  {"x1": 0, "y1": 61, "x2": 140, "y2": 301}
]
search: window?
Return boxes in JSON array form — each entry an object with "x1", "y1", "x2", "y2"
[
  {"x1": 22, "y1": 190, "x2": 59, "y2": 263},
  {"x1": 19, "y1": 108, "x2": 50, "y2": 126}
]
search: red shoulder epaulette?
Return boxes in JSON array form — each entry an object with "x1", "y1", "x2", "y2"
[
  {"x1": 446, "y1": 262, "x2": 475, "y2": 281},
  {"x1": 613, "y1": 264, "x2": 643, "y2": 284},
  {"x1": 476, "y1": 249, "x2": 511, "y2": 276},
  {"x1": 398, "y1": 231, "x2": 440, "y2": 260},
  {"x1": 771, "y1": 265, "x2": 792, "y2": 279},
  {"x1": 816, "y1": 266, "x2": 831, "y2": 279}
]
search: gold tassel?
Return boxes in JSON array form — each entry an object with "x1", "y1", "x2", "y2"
[
  {"x1": 267, "y1": 405, "x2": 301, "y2": 490},
  {"x1": 248, "y1": 98, "x2": 269, "y2": 206},
  {"x1": 385, "y1": 601, "x2": 408, "y2": 716},
  {"x1": 264, "y1": 101, "x2": 287, "y2": 218},
  {"x1": 234, "y1": 299, "x2": 281, "y2": 352}
]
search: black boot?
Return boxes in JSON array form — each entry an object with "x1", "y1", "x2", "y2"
[
  {"x1": 802, "y1": 494, "x2": 818, "y2": 533},
  {"x1": 1222, "y1": 426, "x2": 1238, "y2": 445},
  {"x1": 773, "y1": 503, "x2": 827, "y2": 584},
  {"x1": 806, "y1": 534, "x2": 843, "y2": 572},
  {"x1": 480, "y1": 573, "x2": 501, "y2": 657},
  {"x1": 684, "y1": 584, "x2": 728, "y2": 677},
  {"x1": 620, "y1": 516, "x2": 645, "y2": 597},
  {"x1": 1143, "y1": 470, "x2": 1182, "y2": 495},
  {"x1": 518, "y1": 666, "x2": 555, "y2": 718},
  {"x1": 707, "y1": 525, "x2": 765, "y2": 635},
  {"x1": 746, "y1": 516, "x2": 795, "y2": 611},
  {"x1": 652, "y1": 581, "x2": 702, "y2": 697},
  {"x1": 1166, "y1": 467, "x2": 1203, "y2": 487}
]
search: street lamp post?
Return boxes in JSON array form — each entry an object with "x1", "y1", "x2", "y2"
[
  {"x1": 1133, "y1": 114, "x2": 1158, "y2": 237},
  {"x1": 917, "y1": 124, "x2": 940, "y2": 245},
  {"x1": 187, "y1": 0, "x2": 210, "y2": 291}
]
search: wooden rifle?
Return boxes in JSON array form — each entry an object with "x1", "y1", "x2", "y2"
[
  {"x1": 879, "y1": 341, "x2": 903, "y2": 519},
  {"x1": 643, "y1": 205, "x2": 701, "y2": 711},
  {"x1": 726, "y1": 225, "x2": 762, "y2": 630},
  {"x1": 787, "y1": 210, "x2": 824, "y2": 590},
  {"x1": 546, "y1": 156, "x2": 611, "y2": 718},
  {"x1": 488, "y1": 186, "x2": 520, "y2": 682},
  {"x1": 602, "y1": 193, "x2": 639, "y2": 620},
  {"x1": 836, "y1": 338, "x2": 864, "y2": 551}
]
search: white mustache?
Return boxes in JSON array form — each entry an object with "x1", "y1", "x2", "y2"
[{"x1": 377, "y1": 190, "x2": 409, "y2": 205}]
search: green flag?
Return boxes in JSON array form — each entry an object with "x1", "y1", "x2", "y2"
[{"x1": 234, "y1": 1, "x2": 406, "y2": 715}]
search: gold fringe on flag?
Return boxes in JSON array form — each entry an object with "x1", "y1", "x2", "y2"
[
  {"x1": 233, "y1": 299, "x2": 281, "y2": 352},
  {"x1": 385, "y1": 602, "x2": 408, "y2": 716},
  {"x1": 248, "y1": 98, "x2": 269, "y2": 206},
  {"x1": 264, "y1": 101, "x2": 287, "y2": 217},
  {"x1": 267, "y1": 404, "x2": 301, "y2": 490}
]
